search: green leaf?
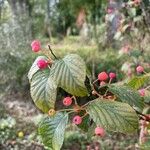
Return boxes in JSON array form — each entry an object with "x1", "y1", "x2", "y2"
[
  {"x1": 127, "y1": 75, "x2": 150, "y2": 90},
  {"x1": 109, "y1": 85, "x2": 144, "y2": 112},
  {"x1": 38, "y1": 112, "x2": 68, "y2": 150},
  {"x1": 50, "y1": 54, "x2": 88, "y2": 96},
  {"x1": 28, "y1": 56, "x2": 47, "y2": 82},
  {"x1": 86, "y1": 99, "x2": 139, "y2": 133},
  {"x1": 77, "y1": 113, "x2": 91, "y2": 132},
  {"x1": 30, "y1": 69, "x2": 57, "y2": 113},
  {"x1": 140, "y1": 139, "x2": 150, "y2": 150}
]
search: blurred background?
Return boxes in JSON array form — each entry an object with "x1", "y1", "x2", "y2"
[{"x1": 0, "y1": 0, "x2": 150, "y2": 149}]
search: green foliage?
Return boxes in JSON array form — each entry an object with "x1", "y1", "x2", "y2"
[
  {"x1": 28, "y1": 53, "x2": 145, "y2": 150},
  {"x1": 30, "y1": 69, "x2": 57, "y2": 113},
  {"x1": 109, "y1": 85, "x2": 144, "y2": 112},
  {"x1": 38, "y1": 112, "x2": 68, "y2": 150},
  {"x1": 86, "y1": 99, "x2": 138, "y2": 133},
  {"x1": 50, "y1": 54, "x2": 88, "y2": 97},
  {"x1": 0, "y1": 116, "x2": 16, "y2": 145},
  {"x1": 127, "y1": 75, "x2": 150, "y2": 90}
]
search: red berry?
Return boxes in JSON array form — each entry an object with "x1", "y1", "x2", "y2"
[
  {"x1": 136, "y1": 66, "x2": 144, "y2": 73},
  {"x1": 98, "y1": 72, "x2": 108, "y2": 81},
  {"x1": 63, "y1": 97, "x2": 72, "y2": 106},
  {"x1": 100, "y1": 81, "x2": 106, "y2": 86},
  {"x1": 73, "y1": 115, "x2": 82, "y2": 125},
  {"x1": 109, "y1": 72, "x2": 116, "y2": 79},
  {"x1": 95, "y1": 127, "x2": 105, "y2": 137},
  {"x1": 107, "y1": 8, "x2": 113, "y2": 14},
  {"x1": 138, "y1": 89, "x2": 145, "y2": 97},
  {"x1": 37, "y1": 59, "x2": 48, "y2": 69},
  {"x1": 31, "y1": 40, "x2": 41, "y2": 52}
]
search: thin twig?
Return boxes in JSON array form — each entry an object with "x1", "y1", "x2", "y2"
[
  {"x1": 135, "y1": 110, "x2": 150, "y2": 122},
  {"x1": 48, "y1": 45, "x2": 58, "y2": 59},
  {"x1": 72, "y1": 96, "x2": 78, "y2": 105},
  {"x1": 145, "y1": 85, "x2": 150, "y2": 90}
]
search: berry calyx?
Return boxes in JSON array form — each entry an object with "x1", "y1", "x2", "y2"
[
  {"x1": 109, "y1": 72, "x2": 116, "y2": 79},
  {"x1": 100, "y1": 81, "x2": 106, "y2": 86},
  {"x1": 31, "y1": 40, "x2": 41, "y2": 52},
  {"x1": 73, "y1": 115, "x2": 82, "y2": 125},
  {"x1": 138, "y1": 89, "x2": 145, "y2": 97},
  {"x1": 136, "y1": 66, "x2": 144, "y2": 73},
  {"x1": 98, "y1": 72, "x2": 108, "y2": 81},
  {"x1": 63, "y1": 97, "x2": 72, "y2": 106},
  {"x1": 95, "y1": 127, "x2": 105, "y2": 137},
  {"x1": 48, "y1": 109, "x2": 56, "y2": 116},
  {"x1": 37, "y1": 59, "x2": 48, "y2": 69}
]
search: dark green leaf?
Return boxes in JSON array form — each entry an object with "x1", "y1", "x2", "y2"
[
  {"x1": 30, "y1": 69, "x2": 57, "y2": 113},
  {"x1": 86, "y1": 99, "x2": 139, "y2": 133},
  {"x1": 50, "y1": 54, "x2": 88, "y2": 96},
  {"x1": 39, "y1": 112, "x2": 68, "y2": 150},
  {"x1": 109, "y1": 85, "x2": 144, "y2": 112}
]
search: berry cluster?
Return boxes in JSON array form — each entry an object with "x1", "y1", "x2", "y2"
[
  {"x1": 98, "y1": 71, "x2": 116, "y2": 82},
  {"x1": 31, "y1": 40, "x2": 50, "y2": 69}
]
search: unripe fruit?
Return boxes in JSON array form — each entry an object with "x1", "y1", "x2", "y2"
[
  {"x1": 31, "y1": 40, "x2": 41, "y2": 52},
  {"x1": 63, "y1": 97, "x2": 72, "y2": 106},
  {"x1": 136, "y1": 66, "x2": 144, "y2": 73},
  {"x1": 98, "y1": 72, "x2": 108, "y2": 81},
  {"x1": 37, "y1": 59, "x2": 48, "y2": 69},
  {"x1": 18, "y1": 131, "x2": 24, "y2": 138},
  {"x1": 92, "y1": 91, "x2": 97, "y2": 95},
  {"x1": 95, "y1": 127, "x2": 105, "y2": 137},
  {"x1": 48, "y1": 109, "x2": 56, "y2": 116},
  {"x1": 109, "y1": 72, "x2": 116, "y2": 79},
  {"x1": 100, "y1": 81, "x2": 106, "y2": 86},
  {"x1": 138, "y1": 89, "x2": 145, "y2": 97},
  {"x1": 73, "y1": 115, "x2": 82, "y2": 125}
]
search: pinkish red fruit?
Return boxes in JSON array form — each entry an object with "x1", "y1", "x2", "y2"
[
  {"x1": 95, "y1": 127, "x2": 105, "y2": 137},
  {"x1": 138, "y1": 89, "x2": 145, "y2": 97},
  {"x1": 73, "y1": 115, "x2": 82, "y2": 125},
  {"x1": 63, "y1": 97, "x2": 72, "y2": 106},
  {"x1": 37, "y1": 59, "x2": 48, "y2": 69},
  {"x1": 107, "y1": 8, "x2": 113, "y2": 14},
  {"x1": 31, "y1": 40, "x2": 41, "y2": 52},
  {"x1": 109, "y1": 72, "x2": 116, "y2": 79},
  {"x1": 136, "y1": 66, "x2": 144, "y2": 73},
  {"x1": 98, "y1": 72, "x2": 108, "y2": 81}
]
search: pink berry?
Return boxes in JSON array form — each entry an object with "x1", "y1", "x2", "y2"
[
  {"x1": 100, "y1": 81, "x2": 106, "y2": 86},
  {"x1": 73, "y1": 115, "x2": 82, "y2": 125},
  {"x1": 98, "y1": 72, "x2": 108, "y2": 81},
  {"x1": 107, "y1": 8, "x2": 113, "y2": 14},
  {"x1": 136, "y1": 66, "x2": 144, "y2": 73},
  {"x1": 95, "y1": 127, "x2": 105, "y2": 137},
  {"x1": 63, "y1": 97, "x2": 72, "y2": 106},
  {"x1": 37, "y1": 59, "x2": 48, "y2": 69},
  {"x1": 121, "y1": 45, "x2": 130, "y2": 54},
  {"x1": 138, "y1": 89, "x2": 145, "y2": 97},
  {"x1": 31, "y1": 40, "x2": 41, "y2": 52},
  {"x1": 109, "y1": 72, "x2": 116, "y2": 79}
]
